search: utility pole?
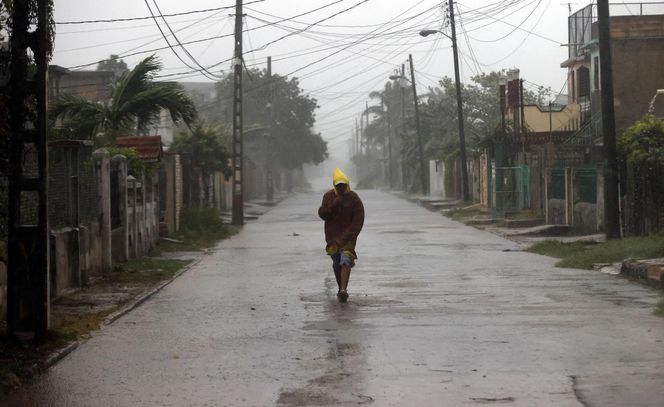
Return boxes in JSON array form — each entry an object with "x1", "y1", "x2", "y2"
[
  {"x1": 231, "y1": 0, "x2": 244, "y2": 225},
  {"x1": 385, "y1": 99, "x2": 394, "y2": 189},
  {"x1": 7, "y1": 0, "x2": 50, "y2": 342},
  {"x1": 266, "y1": 56, "x2": 274, "y2": 202},
  {"x1": 448, "y1": 0, "x2": 470, "y2": 202},
  {"x1": 400, "y1": 63, "x2": 407, "y2": 190},
  {"x1": 520, "y1": 78, "x2": 526, "y2": 154},
  {"x1": 409, "y1": 54, "x2": 428, "y2": 195},
  {"x1": 597, "y1": 0, "x2": 621, "y2": 239},
  {"x1": 365, "y1": 101, "x2": 371, "y2": 162}
]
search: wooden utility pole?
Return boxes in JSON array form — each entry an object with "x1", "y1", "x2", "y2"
[
  {"x1": 365, "y1": 101, "x2": 371, "y2": 162},
  {"x1": 266, "y1": 56, "x2": 274, "y2": 202},
  {"x1": 231, "y1": 0, "x2": 244, "y2": 225},
  {"x1": 597, "y1": 0, "x2": 621, "y2": 239},
  {"x1": 448, "y1": 0, "x2": 469, "y2": 202},
  {"x1": 409, "y1": 54, "x2": 427, "y2": 195},
  {"x1": 7, "y1": 0, "x2": 50, "y2": 342},
  {"x1": 385, "y1": 99, "x2": 394, "y2": 189},
  {"x1": 400, "y1": 63, "x2": 407, "y2": 190}
]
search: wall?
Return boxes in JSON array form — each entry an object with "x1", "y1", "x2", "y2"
[
  {"x1": 111, "y1": 155, "x2": 129, "y2": 263},
  {"x1": 50, "y1": 228, "x2": 80, "y2": 297},
  {"x1": 159, "y1": 153, "x2": 183, "y2": 236},
  {"x1": 59, "y1": 70, "x2": 115, "y2": 102},
  {"x1": 428, "y1": 160, "x2": 446, "y2": 198},
  {"x1": 524, "y1": 103, "x2": 581, "y2": 133},
  {"x1": 590, "y1": 15, "x2": 664, "y2": 133},
  {"x1": 46, "y1": 148, "x2": 111, "y2": 297}
]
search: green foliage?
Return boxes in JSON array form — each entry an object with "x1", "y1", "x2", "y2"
[
  {"x1": 619, "y1": 114, "x2": 664, "y2": 166},
  {"x1": 527, "y1": 235, "x2": 664, "y2": 270},
  {"x1": 180, "y1": 207, "x2": 226, "y2": 234},
  {"x1": 656, "y1": 297, "x2": 664, "y2": 317},
  {"x1": 105, "y1": 146, "x2": 158, "y2": 177},
  {"x1": 169, "y1": 124, "x2": 231, "y2": 178},
  {"x1": 214, "y1": 68, "x2": 328, "y2": 170},
  {"x1": 50, "y1": 55, "x2": 197, "y2": 143},
  {"x1": 177, "y1": 207, "x2": 238, "y2": 248}
]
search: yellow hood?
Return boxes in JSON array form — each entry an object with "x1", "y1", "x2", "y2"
[{"x1": 332, "y1": 167, "x2": 350, "y2": 194}]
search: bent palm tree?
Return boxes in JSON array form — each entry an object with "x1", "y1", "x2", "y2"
[{"x1": 51, "y1": 55, "x2": 196, "y2": 143}]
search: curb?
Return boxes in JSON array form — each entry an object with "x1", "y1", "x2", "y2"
[
  {"x1": 103, "y1": 254, "x2": 205, "y2": 326},
  {"x1": 47, "y1": 253, "x2": 206, "y2": 372}
]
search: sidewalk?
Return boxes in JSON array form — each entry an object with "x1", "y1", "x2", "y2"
[
  {"x1": 0, "y1": 196, "x2": 285, "y2": 395},
  {"x1": 402, "y1": 192, "x2": 664, "y2": 292}
]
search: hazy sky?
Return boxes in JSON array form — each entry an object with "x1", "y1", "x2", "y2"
[{"x1": 52, "y1": 0, "x2": 607, "y2": 160}]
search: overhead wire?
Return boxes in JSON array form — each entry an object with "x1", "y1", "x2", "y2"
[
  {"x1": 143, "y1": 0, "x2": 220, "y2": 80},
  {"x1": 65, "y1": 0, "x2": 367, "y2": 70},
  {"x1": 55, "y1": 2, "x2": 263, "y2": 24}
]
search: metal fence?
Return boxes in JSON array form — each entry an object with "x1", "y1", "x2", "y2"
[{"x1": 493, "y1": 166, "x2": 530, "y2": 213}]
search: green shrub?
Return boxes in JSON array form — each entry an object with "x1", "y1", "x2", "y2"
[{"x1": 179, "y1": 207, "x2": 227, "y2": 235}]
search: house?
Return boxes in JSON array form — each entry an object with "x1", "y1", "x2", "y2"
[
  {"x1": 562, "y1": 4, "x2": 664, "y2": 141},
  {"x1": 56, "y1": 69, "x2": 115, "y2": 102}
]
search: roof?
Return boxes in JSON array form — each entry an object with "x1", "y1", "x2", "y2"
[{"x1": 116, "y1": 136, "x2": 163, "y2": 162}]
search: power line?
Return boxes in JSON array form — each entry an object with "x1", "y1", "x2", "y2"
[
  {"x1": 143, "y1": 0, "x2": 219, "y2": 80},
  {"x1": 65, "y1": 0, "x2": 364, "y2": 71},
  {"x1": 55, "y1": 2, "x2": 262, "y2": 24},
  {"x1": 457, "y1": 0, "x2": 560, "y2": 44}
]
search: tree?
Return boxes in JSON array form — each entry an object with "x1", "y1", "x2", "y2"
[
  {"x1": 50, "y1": 55, "x2": 196, "y2": 144},
  {"x1": 97, "y1": 54, "x2": 129, "y2": 78},
  {"x1": 619, "y1": 114, "x2": 664, "y2": 235},
  {"x1": 214, "y1": 68, "x2": 328, "y2": 171},
  {"x1": 170, "y1": 124, "x2": 231, "y2": 205}
]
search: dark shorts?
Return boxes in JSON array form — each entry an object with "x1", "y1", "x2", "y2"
[{"x1": 331, "y1": 251, "x2": 354, "y2": 270}]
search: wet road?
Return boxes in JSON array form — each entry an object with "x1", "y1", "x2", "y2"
[{"x1": 4, "y1": 190, "x2": 664, "y2": 406}]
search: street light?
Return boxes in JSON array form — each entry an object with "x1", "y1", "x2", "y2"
[
  {"x1": 420, "y1": 13, "x2": 470, "y2": 202},
  {"x1": 389, "y1": 56, "x2": 428, "y2": 196}
]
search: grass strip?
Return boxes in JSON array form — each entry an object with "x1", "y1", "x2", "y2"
[{"x1": 527, "y1": 235, "x2": 664, "y2": 270}]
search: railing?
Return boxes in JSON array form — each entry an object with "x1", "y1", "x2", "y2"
[
  {"x1": 563, "y1": 112, "x2": 602, "y2": 145},
  {"x1": 569, "y1": 3, "x2": 664, "y2": 58}
]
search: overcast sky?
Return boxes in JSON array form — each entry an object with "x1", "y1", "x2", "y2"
[{"x1": 52, "y1": 0, "x2": 621, "y2": 160}]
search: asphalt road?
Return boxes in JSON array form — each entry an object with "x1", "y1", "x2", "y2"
[{"x1": 4, "y1": 190, "x2": 664, "y2": 406}]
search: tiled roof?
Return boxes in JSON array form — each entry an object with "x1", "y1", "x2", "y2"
[{"x1": 116, "y1": 136, "x2": 163, "y2": 162}]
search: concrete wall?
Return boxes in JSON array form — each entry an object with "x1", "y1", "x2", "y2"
[
  {"x1": 50, "y1": 228, "x2": 80, "y2": 297},
  {"x1": 111, "y1": 155, "x2": 129, "y2": 263},
  {"x1": 160, "y1": 153, "x2": 183, "y2": 236},
  {"x1": 590, "y1": 15, "x2": 664, "y2": 133},
  {"x1": 79, "y1": 221, "x2": 103, "y2": 283},
  {"x1": 429, "y1": 160, "x2": 446, "y2": 198},
  {"x1": 524, "y1": 103, "x2": 582, "y2": 132}
]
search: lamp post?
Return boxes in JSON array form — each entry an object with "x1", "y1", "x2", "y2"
[
  {"x1": 420, "y1": 1, "x2": 470, "y2": 202},
  {"x1": 390, "y1": 56, "x2": 428, "y2": 195}
]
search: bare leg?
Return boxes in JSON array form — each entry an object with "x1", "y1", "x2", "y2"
[
  {"x1": 333, "y1": 265, "x2": 341, "y2": 291},
  {"x1": 340, "y1": 265, "x2": 351, "y2": 291}
]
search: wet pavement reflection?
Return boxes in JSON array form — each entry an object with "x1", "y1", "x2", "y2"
[{"x1": 3, "y1": 190, "x2": 664, "y2": 406}]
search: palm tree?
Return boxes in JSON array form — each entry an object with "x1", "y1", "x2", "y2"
[{"x1": 51, "y1": 55, "x2": 196, "y2": 143}]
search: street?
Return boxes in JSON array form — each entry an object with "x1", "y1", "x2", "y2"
[{"x1": 4, "y1": 190, "x2": 664, "y2": 406}]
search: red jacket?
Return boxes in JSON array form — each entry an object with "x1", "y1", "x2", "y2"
[{"x1": 318, "y1": 189, "x2": 365, "y2": 258}]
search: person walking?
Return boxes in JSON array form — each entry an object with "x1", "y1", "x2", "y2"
[{"x1": 318, "y1": 168, "x2": 365, "y2": 303}]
